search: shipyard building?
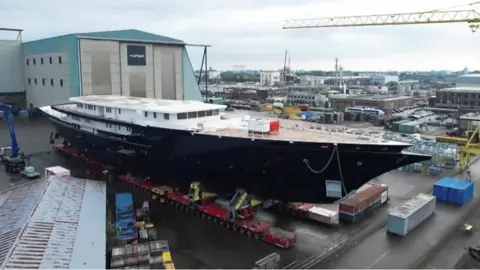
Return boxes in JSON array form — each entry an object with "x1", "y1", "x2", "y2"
[
  {"x1": 435, "y1": 74, "x2": 480, "y2": 113},
  {"x1": 0, "y1": 28, "x2": 25, "y2": 108},
  {"x1": 329, "y1": 94, "x2": 414, "y2": 114},
  {"x1": 20, "y1": 29, "x2": 202, "y2": 108}
]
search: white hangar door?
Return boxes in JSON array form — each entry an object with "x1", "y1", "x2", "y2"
[
  {"x1": 79, "y1": 39, "x2": 121, "y2": 96},
  {"x1": 153, "y1": 45, "x2": 183, "y2": 100}
]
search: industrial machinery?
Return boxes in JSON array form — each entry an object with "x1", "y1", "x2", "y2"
[
  {"x1": 282, "y1": 2, "x2": 480, "y2": 31},
  {"x1": 0, "y1": 103, "x2": 27, "y2": 173},
  {"x1": 458, "y1": 124, "x2": 480, "y2": 172}
]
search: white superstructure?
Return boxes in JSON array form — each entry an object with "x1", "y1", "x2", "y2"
[{"x1": 39, "y1": 95, "x2": 410, "y2": 146}]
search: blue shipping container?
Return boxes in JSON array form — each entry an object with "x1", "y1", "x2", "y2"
[
  {"x1": 433, "y1": 178, "x2": 456, "y2": 202},
  {"x1": 115, "y1": 193, "x2": 137, "y2": 240},
  {"x1": 448, "y1": 181, "x2": 474, "y2": 205}
]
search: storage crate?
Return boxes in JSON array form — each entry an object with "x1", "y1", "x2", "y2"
[
  {"x1": 433, "y1": 178, "x2": 456, "y2": 202},
  {"x1": 448, "y1": 181, "x2": 474, "y2": 205}
]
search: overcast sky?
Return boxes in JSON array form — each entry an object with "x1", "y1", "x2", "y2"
[{"x1": 1, "y1": 0, "x2": 480, "y2": 71}]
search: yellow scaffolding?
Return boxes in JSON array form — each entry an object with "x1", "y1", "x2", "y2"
[{"x1": 459, "y1": 124, "x2": 480, "y2": 172}]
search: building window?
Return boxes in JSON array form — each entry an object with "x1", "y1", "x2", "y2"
[
  {"x1": 26, "y1": 59, "x2": 29, "y2": 66},
  {"x1": 153, "y1": 112, "x2": 157, "y2": 118},
  {"x1": 60, "y1": 79, "x2": 64, "y2": 87},
  {"x1": 41, "y1": 58, "x2": 44, "y2": 65},
  {"x1": 106, "y1": 107, "x2": 112, "y2": 113},
  {"x1": 33, "y1": 58, "x2": 36, "y2": 65},
  {"x1": 164, "y1": 114, "x2": 169, "y2": 120},
  {"x1": 28, "y1": 78, "x2": 31, "y2": 84},
  {"x1": 144, "y1": 111, "x2": 148, "y2": 117},
  {"x1": 187, "y1": 111, "x2": 197, "y2": 118},
  {"x1": 42, "y1": 78, "x2": 46, "y2": 86},
  {"x1": 51, "y1": 79, "x2": 54, "y2": 86},
  {"x1": 58, "y1": 56, "x2": 62, "y2": 64},
  {"x1": 49, "y1": 57, "x2": 52, "y2": 64},
  {"x1": 34, "y1": 78, "x2": 37, "y2": 85}
]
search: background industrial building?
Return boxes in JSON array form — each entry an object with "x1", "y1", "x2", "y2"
[
  {"x1": 329, "y1": 94, "x2": 414, "y2": 114},
  {"x1": 435, "y1": 74, "x2": 480, "y2": 113},
  {"x1": 1, "y1": 28, "x2": 203, "y2": 109}
]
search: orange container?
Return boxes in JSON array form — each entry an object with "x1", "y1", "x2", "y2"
[{"x1": 270, "y1": 121, "x2": 280, "y2": 132}]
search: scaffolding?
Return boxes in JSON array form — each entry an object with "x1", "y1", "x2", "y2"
[{"x1": 383, "y1": 133, "x2": 459, "y2": 175}]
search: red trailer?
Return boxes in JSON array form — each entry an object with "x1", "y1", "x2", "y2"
[{"x1": 52, "y1": 145, "x2": 297, "y2": 249}]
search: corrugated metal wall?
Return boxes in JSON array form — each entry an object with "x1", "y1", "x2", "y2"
[
  {"x1": 182, "y1": 48, "x2": 203, "y2": 101},
  {"x1": 0, "y1": 39, "x2": 24, "y2": 108},
  {"x1": 0, "y1": 40, "x2": 23, "y2": 94}
]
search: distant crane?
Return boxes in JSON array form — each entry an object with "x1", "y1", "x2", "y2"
[
  {"x1": 282, "y1": 2, "x2": 480, "y2": 32},
  {"x1": 282, "y1": 1, "x2": 480, "y2": 173}
]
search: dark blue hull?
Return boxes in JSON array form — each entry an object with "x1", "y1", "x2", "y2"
[{"x1": 47, "y1": 112, "x2": 431, "y2": 203}]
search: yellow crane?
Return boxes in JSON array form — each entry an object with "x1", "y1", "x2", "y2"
[
  {"x1": 282, "y1": 1, "x2": 480, "y2": 172},
  {"x1": 283, "y1": 2, "x2": 480, "y2": 31}
]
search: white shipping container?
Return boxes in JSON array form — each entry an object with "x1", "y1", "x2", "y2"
[
  {"x1": 380, "y1": 188, "x2": 388, "y2": 204},
  {"x1": 248, "y1": 119, "x2": 270, "y2": 133},
  {"x1": 387, "y1": 193, "x2": 436, "y2": 236},
  {"x1": 45, "y1": 166, "x2": 71, "y2": 177},
  {"x1": 273, "y1": 102, "x2": 284, "y2": 109},
  {"x1": 308, "y1": 206, "x2": 339, "y2": 225}
]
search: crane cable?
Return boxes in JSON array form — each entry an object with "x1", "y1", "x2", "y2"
[{"x1": 424, "y1": 1, "x2": 480, "y2": 13}]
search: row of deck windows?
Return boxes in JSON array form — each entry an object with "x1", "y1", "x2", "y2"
[
  {"x1": 175, "y1": 110, "x2": 219, "y2": 120},
  {"x1": 76, "y1": 103, "x2": 219, "y2": 120}
]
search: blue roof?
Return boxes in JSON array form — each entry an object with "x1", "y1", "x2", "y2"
[{"x1": 75, "y1": 29, "x2": 185, "y2": 45}]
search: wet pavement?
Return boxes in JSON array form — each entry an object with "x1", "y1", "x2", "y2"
[
  {"x1": 419, "y1": 175, "x2": 480, "y2": 269},
  {"x1": 1, "y1": 116, "x2": 474, "y2": 269},
  {"x1": 316, "y1": 161, "x2": 480, "y2": 269}
]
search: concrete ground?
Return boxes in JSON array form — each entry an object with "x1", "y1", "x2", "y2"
[
  {"x1": 315, "y1": 161, "x2": 480, "y2": 269},
  {"x1": 418, "y1": 178, "x2": 480, "y2": 269},
  {"x1": 1, "y1": 116, "x2": 470, "y2": 269}
]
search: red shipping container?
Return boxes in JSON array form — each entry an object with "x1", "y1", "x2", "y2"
[
  {"x1": 339, "y1": 185, "x2": 388, "y2": 214},
  {"x1": 270, "y1": 121, "x2": 280, "y2": 133},
  {"x1": 297, "y1": 104, "x2": 310, "y2": 111}
]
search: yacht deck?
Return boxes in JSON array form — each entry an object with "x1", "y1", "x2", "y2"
[{"x1": 198, "y1": 123, "x2": 402, "y2": 145}]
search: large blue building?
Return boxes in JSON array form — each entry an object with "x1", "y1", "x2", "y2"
[{"x1": 22, "y1": 29, "x2": 203, "y2": 107}]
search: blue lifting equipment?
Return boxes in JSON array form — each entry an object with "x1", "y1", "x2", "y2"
[{"x1": 0, "y1": 103, "x2": 20, "y2": 158}]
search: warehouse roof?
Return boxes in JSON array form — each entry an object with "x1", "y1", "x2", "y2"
[
  {"x1": 75, "y1": 29, "x2": 185, "y2": 45},
  {"x1": 0, "y1": 176, "x2": 106, "y2": 269},
  {"x1": 23, "y1": 29, "x2": 185, "y2": 46}
]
